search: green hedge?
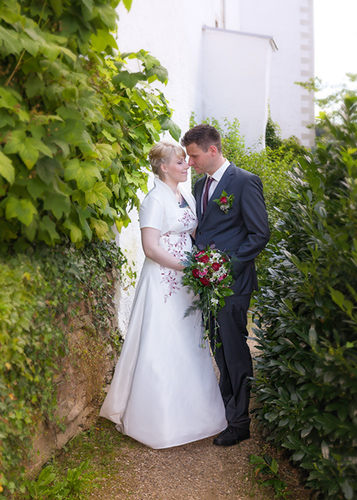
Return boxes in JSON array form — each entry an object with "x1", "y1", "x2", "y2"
[
  {"x1": 252, "y1": 96, "x2": 357, "y2": 499},
  {"x1": 0, "y1": 241, "x2": 124, "y2": 497}
]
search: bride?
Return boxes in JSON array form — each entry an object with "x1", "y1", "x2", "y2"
[{"x1": 99, "y1": 141, "x2": 226, "y2": 449}]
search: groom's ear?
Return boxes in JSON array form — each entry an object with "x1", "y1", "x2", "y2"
[{"x1": 208, "y1": 145, "x2": 217, "y2": 157}]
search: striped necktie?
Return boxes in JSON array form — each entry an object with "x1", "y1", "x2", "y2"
[{"x1": 202, "y1": 176, "x2": 213, "y2": 216}]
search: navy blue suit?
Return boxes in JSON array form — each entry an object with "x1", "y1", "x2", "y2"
[{"x1": 194, "y1": 163, "x2": 270, "y2": 429}]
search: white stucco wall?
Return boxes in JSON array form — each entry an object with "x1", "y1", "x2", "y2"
[
  {"x1": 115, "y1": 0, "x2": 264, "y2": 335},
  {"x1": 202, "y1": 26, "x2": 273, "y2": 149},
  {"x1": 114, "y1": 0, "x2": 313, "y2": 334},
  {"x1": 239, "y1": 0, "x2": 315, "y2": 147}
]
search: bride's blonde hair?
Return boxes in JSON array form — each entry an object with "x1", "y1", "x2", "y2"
[{"x1": 148, "y1": 141, "x2": 186, "y2": 177}]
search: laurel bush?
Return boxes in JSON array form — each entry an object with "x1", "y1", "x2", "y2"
[{"x1": 252, "y1": 95, "x2": 357, "y2": 500}]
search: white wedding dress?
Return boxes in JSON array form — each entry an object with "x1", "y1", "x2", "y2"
[{"x1": 100, "y1": 178, "x2": 226, "y2": 449}]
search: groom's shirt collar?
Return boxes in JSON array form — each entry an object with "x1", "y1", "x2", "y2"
[
  {"x1": 211, "y1": 159, "x2": 230, "y2": 184},
  {"x1": 201, "y1": 159, "x2": 230, "y2": 213}
]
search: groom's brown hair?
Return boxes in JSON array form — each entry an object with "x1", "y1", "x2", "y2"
[{"x1": 181, "y1": 124, "x2": 222, "y2": 153}]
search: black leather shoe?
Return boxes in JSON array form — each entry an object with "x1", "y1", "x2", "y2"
[{"x1": 213, "y1": 426, "x2": 250, "y2": 446}]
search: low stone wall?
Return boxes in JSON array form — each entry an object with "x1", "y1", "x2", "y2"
[{"x1": 26, "y1": 281, "x2": 119, "y2": 476}]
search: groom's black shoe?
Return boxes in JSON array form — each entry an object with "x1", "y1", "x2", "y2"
[{"x1": 213, "y1": 426, "x2": 250, "y2": 446}]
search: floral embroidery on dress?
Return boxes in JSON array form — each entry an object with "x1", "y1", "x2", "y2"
[
  {"x1": 178, "y1": 207, "x2": 196, "y2": 228},
  {"x1": 160, "y1": 231, "x2": 190, "y2": 303}
]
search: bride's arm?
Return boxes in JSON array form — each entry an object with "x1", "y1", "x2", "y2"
[{"x1": 141, "y1": 227, "x2": 184, "y2": 271}]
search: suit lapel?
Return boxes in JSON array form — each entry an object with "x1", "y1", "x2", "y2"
[{"x1": 201, "y1": 165, "x2": 234, "y2": 222}]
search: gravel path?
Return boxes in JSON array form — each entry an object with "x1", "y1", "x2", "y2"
[{"x1": 66, "y1": 337, "x2": 311, "y2": 500}]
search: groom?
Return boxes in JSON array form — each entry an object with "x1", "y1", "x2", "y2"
[{"x1": 181, "y1": 124, "x2": 270, "y2": 446}]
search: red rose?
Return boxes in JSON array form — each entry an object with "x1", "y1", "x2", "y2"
[
  {"x1": 200, "y1": 277, "x2": 210, "y2": 286},
  {"x1": 195, "y1": 251, "x2": 205, "y2": 258},
  {"x1": 199, "y1": 255, "x2": 209, "y2": 263},
  {"x1": 212, "y1": 263, "x2": 221, "y2": 271},
  {"x1": 220, "y1": 196, "x2": 227, "y2": 204},
  {"x1": 192, "y1": 268, "x2": 200, "y2": 278}
]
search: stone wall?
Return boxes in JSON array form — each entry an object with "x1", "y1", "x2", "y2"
[{"x1": 26, "y1": 274, "x2": 119, "y2": 476}]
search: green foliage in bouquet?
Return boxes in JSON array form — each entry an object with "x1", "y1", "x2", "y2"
[
  {"x1": 181, "y1": 246, "x2": 234, "y2": 345},
  {"x1": 252, "y1": 95, "x2": 357, "y2": 500},
  {"x1": 0, "y1": 0, "x2": 179, "y2": 251}
]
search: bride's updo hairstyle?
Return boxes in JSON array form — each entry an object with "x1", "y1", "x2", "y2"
[{"x1": 148, "y1": 141, "x2": 186, "y2": 178}]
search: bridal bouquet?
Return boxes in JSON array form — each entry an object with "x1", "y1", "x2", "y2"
[{"x1": 181, "y1": 245, "x2": 234, "y2": 346}]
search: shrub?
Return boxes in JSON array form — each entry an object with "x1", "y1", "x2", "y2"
[{"x1": 252, "y1": 95, "x2": 357, "y2": 499}]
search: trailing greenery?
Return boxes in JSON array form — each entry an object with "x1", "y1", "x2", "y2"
[
  {"x1": 252, "y1": 95, "x2": 357, "y2": 499},
  {"x1": 0, "y1": 0, "x2": 179, "y2": 250},
  {"x1": 0, "y1": 241, "x2": 125, "y2": 497}
]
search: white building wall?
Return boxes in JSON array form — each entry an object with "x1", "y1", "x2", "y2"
[
  {"x1": 239, "y1": 0, "x2": 315, "y2": 147},
  {"x1": 202, "y1": 27, "x2": 273, "y2": 148},
  {"x1": 115, "y1": 0, "x2": 268, "y2": 335},
  {"x1": 114, "y1": 0, "x2": 314, "y2": 334}
]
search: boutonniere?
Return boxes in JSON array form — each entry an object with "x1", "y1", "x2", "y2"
[{"x1": 213, "y1": 191, "x2": 234, "y2": 214}]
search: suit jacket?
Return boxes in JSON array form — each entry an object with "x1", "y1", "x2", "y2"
[{"x1": 194, "y1": 163, "x2": 270, "y2": 295}]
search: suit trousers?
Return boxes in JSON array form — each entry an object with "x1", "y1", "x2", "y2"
[{"x1": 211, "y1": 293, "x2": 252, "y2": 431}]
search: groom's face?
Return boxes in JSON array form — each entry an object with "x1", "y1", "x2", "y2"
[{"x1": 186, "y1": 143, "x2": 214, "y2": 176}]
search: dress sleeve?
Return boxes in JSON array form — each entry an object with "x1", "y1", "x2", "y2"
[{"x1": 139, "y1": 194, "x2": 164, "y2": 230}]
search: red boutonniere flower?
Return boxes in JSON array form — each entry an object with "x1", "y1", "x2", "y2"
[{"x1": 213, "y1": 190, "x2": 234, "y2": 214}]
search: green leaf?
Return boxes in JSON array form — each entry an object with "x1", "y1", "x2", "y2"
[
  {"x1": 91, "y1": 30, "x2": 118, "y2": 52},
  {"x1": 0, "y1": 26, "x2": 23, "y2": 55},
  {"x1": 43, "y1": 191, "x2": 71, "y2": 219},
  {"x1": 27, "y1": 177, "x2": 46, "y2": 200},
  {"x1": 95, "y1": 4, "x2": 117, "y2": 30},
  {"x1": 90, "y1": 218, "x2": 109, "y2": 239},
  {"x1": 36, "y1": 157, "x2": 62, "y2": 185},
  {"x1": 270, "y1": 458, "x2": 278, "y2": 475},
  {"x1": 49, "y1": 0, "x2": 63, "y2": 17},
  {"x1": 146, "y1": 65, "x2": 168, "y2": 84},
  {"x1": 308, "y1": 325, "x2": 317, "y2": 347},
  {"x1": 122, "y1": 0, "x2": 133, "y2": 11},
  {"x1": 76, "y1": 205, "x2": 92, "y2": 240},
  {"x1": 63, "y1": 219, "x2": 82, "y2": 243},
  {"x1": 39, "y1": 216, "x2": 60, "y2": 242},
  {"x1": 157, "y1": 115, "x2": 181, "y2": 141},
  {"x1": 64, "y1": 159, "x2": 101, "y2": 191},
  {"x1": 85, "y1": 182, "x2": 112, "y2": 209},
  {"x1": 0, "y1": 152, "x2": 15, "y2": 184},
  {"x1": 341, "y1": 481, "x2": 354, "y2": 500},
  {"x1": 50, "y1": 120, "x2": 93, "y2": 154},
  {"x1": 6, "y1": 197, "x2": 37, "y2": 226},
  {"x1": 112, "y1": 71, "x2": 146, "y2": 88},
  {"x1": 4, "y1": 132, "x2": 52, "y2": 169},
  {"x1": 0, "y1": 87, "x2": 21, "y2": 109}
]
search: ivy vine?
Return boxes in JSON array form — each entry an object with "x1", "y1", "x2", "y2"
[{"x1": 0, "y1": 241, "x2": 125, "y2": 497}]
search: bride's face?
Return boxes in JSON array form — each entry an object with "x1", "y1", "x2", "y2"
[{"x1": 161, "y1": 154, "x2": 189, "y2": 184}]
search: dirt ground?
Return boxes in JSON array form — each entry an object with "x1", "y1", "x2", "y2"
[
  {"x1": 53, "y1": 337, "x2": 312, "y2": 500},
  {"x1": 82, "y1": 418, "x2": 312, "y2": 500}
]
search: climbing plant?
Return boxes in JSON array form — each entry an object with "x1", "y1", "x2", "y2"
[{"x1": 0, "y1": 0, "x2": 179, "y2": 251}]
